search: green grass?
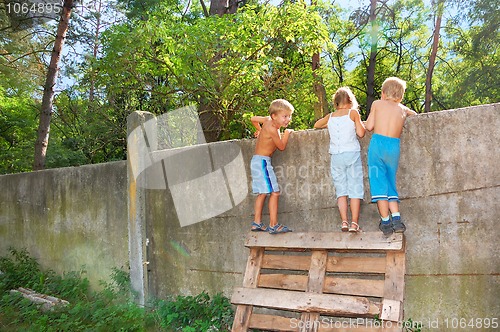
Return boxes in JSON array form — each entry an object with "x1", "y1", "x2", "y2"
[{"x1": 0, "y1": 248, "x2": 234, "y2": 331}]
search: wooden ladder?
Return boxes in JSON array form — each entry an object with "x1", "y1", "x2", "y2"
[{"x1": 231, "y1": 232, "x2": 406, "y2": 331}]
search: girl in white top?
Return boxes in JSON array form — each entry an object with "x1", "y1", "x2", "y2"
[{"x1": 314, "y1": 87, "x2": 366, "y2": 232}]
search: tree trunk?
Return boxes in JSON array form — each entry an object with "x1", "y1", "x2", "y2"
[
  {"x1": 33, "y1": 0, "x2": 74, "y2": 170},
  {"x1": 366, "y1": 0, "x2": 378, "y2": 116},
  {"x1": 311, "y1": 0, "x2": 329, "y2": 120},
  {"x1": 196, "y1": 0, "x2": 238, "y2": 142},
  {"x1": 312, "y1": 52, "x2": 329, "y2": 120},
  {"x1": 209, "y1": 0, "x2": 238, "y2": 16},
  {"x1": 425, "y1": 0, "x2": 445, "y2": 113},
  {"x1": 89, "y1": 0, "x2": 103, "y2": 103}
]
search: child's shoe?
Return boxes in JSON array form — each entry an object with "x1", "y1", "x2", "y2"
[
  {"x1": 349, "y1": 221, "x2": 361, "y2": 233},
  {"x1": 379, "y1": 220, "x2": 393, "y2": 236},
  {"x1": 251, "y1": 222, "x2": 268, "y2": 232},
  {"x1": 268, "y1": 224, "x2": 292, "y2": 234},
  {"x1": 391, "y1": 216, "x2": 406, "y2": 233}
]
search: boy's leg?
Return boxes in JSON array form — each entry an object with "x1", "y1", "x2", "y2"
[
  {"x1": 268, "y1": 192, "x2": 280, "y2": 227},
  {"x1": 389, "y1": 201, "x2": 406, "y2": 233},
  {"x1": 377, "y1": 200, "x2": 390, "y2": 219},
  {"x1": 388, "y1": 201, "x2": 399, "y2": 215},
  {"x1": 377, "y1": 200, "x2": 393, "y2": 235},
  {"x1": 386, "y1": 144, "x2": 405, "y2": 232},
  {"x1": 253, "y1": 194, "x2": 267, "y2": 224},
  {"x1": 268, "y1": 192, "x2": 292, "y2": 234}
]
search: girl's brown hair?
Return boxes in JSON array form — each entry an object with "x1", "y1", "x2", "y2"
[{"x1": 333, "y1": 87, "x2": 359, "y2": 110}]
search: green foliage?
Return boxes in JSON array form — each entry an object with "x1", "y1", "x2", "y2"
[
  {"x1": 0, "y1": 249, "x2": 234, "y2": 331},
  {"x1": 0, "y1": 0, "x2": 498, "y2": 173},
  {"x1": 0, "y1": 248, "x2": 43, "y2": 293},
  {"x1": 95, "y1": 2, "x2": 330, "y2": 139},
  {"x1": 0, "y1": 88, "x2": 38, "y2": 174},
  {"x1": 154, "y1": 291, "x2": 234, "y2": 331}
]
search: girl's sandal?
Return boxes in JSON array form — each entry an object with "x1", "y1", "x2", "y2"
[
  {"x1": 341, "y1": 221, "x2": 349, "y2": 232},
  {"x1": 349, "y1": 221, "x2": 361, "y2": 233}
]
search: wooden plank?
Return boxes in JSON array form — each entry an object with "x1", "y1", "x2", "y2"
[
  {"x1": 380, "y1": 299, "x2": 402, "y2": 322},
  {"x1": 262, "y1": 253, "x2": 311, "y2": 271},
  {"x1": 232, "y1": 247, "x2": 264, "y2": 331},
  {"x1": 382, "y1": 244, "x2": 406, "y2": 322},
  {"x1": 326, "y1": 256, "x2": 386, "y2": 274},
  {"x1": 307, "y1": 250, "x2": 328, "y2": 292},
  {"x1": 242, "y1": 247, "x2": 265, "y2": 288},
  {"x1": 258, "y1": 275, "x2": 385, "y2": 298},
  {"x1": 318, "y1": 321, "x2": 402, "y2": 332},
  {"x1": 249, "y1": 313, "x2": 299, "y2": 331},
  {"x1": 259, "y1": 274, "x2": 308, "y2": 291},
  {"x1": 231, "y1": 288, "x2": 381, "y2": 317},
  {"x1": 260, "y1": 276, "x2": 384, "y2": 299},
  {"x1": 300, "y1": 250, "x2": 328, "y2": 332},
  {"x1": 245, "y1": 232, "x2": 404, "y2": 251},
  {"x1": 249, "y1": 315, "x2": 402, "y2": 332},
  {"x1": 323, "y1": 277, "x2": 384, "y2": 298},
  {"x1": 300, "y1": 312, "x2": 320, "y2": 332},
  {"x1": 383, "y1": 253, "x2": 405, "y2": 322},
  {"x1": 232, "y1": 306, "x2": 253, "y2": 332},
  {"x1": 262, "y1": 253, "x2": 386, "y2": 274}
]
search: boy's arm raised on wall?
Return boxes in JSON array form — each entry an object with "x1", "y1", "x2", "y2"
[
  {"x1": 271, "y1": 128, "x2": 293, "y2": 151},
  {"x1": 251, "y1": 116, "x2": 268, "y2": 137},
  {"x1": 313, "y1": 114, "x2": 330, "y2": 129},
  {"x1": 405, "y1": 106, "x2": 417, "y2": 117}
]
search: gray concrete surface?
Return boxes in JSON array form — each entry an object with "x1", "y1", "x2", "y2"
[{"x1": 0, "y1": 161, "x2": 129, "y2": 289}]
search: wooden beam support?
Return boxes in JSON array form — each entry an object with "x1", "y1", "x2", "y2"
[
  {"x1": 231, "y1": 287, "x2": 381, "y2": 317},
  {"x1": 245, "y1": 232, "x2": 404, "y2": 251}
]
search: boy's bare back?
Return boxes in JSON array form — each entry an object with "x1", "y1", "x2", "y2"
[
  {"x1": 366, "y1": 99, "x2": 416, "y2": 138},
  {"x1": 253, "y1": 116, "x2": 292, "y2": 156},
  {"x1": 255, "y1": 117, "x2": 280, "y2": 156}
]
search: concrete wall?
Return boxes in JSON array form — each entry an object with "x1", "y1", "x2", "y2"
[
  {"x1": 0, "y1": 103, "x2": 498, "y2": 329},
  {"x1": 0, "y1": 161, "x2": 129, "y2": 289}
]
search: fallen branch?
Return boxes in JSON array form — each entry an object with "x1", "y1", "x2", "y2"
[{"x1": 10, "y1": 287, "x2": 69, "y2": 312}]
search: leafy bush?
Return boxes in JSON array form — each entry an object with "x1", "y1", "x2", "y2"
[
  {"x1": 0, "y1": 248, "x2": 234, "y2": 331},
  {"x1": 154, "y1": 292, "x2": 234, "y2": 331}
]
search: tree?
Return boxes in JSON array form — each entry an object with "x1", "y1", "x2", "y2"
[
  {"x1": 365, "y1": 0, "x2": 378, "y2": 115},
  {"x1": 34, "y1": 0, "x2": 75, "y2": 170},
  {"x1": 424, "y1": 0, "x2": 444, "y2": 113},
  {"x1": 209, "y1": 0, "x2": 239, "y2": 16},
  {"x1": 308, "y1": 0, "x2": 328, "y2": 120}
]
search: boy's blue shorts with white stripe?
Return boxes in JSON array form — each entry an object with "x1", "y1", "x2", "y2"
[
  {"x1": 250, "y1": 155, "x2": 279, "y2": 194},
  {"x1": 367, "y1": 133, "x2": 401, "y2": 202}
]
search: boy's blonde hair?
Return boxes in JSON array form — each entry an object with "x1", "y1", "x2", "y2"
[
  {"x1": 382, "y1": 77, "x2": 406, "y2": 102},
  {"x1": 333, "y1": 87, "x2": 359, "y2": 110},
  {"x1": 269, "y1": 99, "x2": 294, "y2": 116}
]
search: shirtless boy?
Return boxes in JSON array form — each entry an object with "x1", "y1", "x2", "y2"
[
  {"x1": 249, "y1": 99, "x2": 294, "y2": 234},
  {"x1": 365, "y1": 77, "x2": 417, "y2": 235}
]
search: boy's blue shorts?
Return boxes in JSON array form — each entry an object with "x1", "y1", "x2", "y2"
[
  {"x1": 367, "y1": 133, "x2": 401, "y2": 202},
  {"x1": 250, "y1": 155, "x2": 279, "y2": 194},
  {"x1": 330, "y1": 151, "x2": 364, "y2": 199}
]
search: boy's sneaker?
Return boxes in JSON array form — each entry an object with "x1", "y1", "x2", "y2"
[
  {"x1": 379, "y1": 220, "x2": 393, "y2": 236},
  {"x1": 391, "y1": 216, "x2": 406, "y2": 233}
]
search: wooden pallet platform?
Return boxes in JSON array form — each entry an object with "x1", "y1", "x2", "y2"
[{"x1": 231, "y1": 232, "x2": 406, "y2": 332}]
